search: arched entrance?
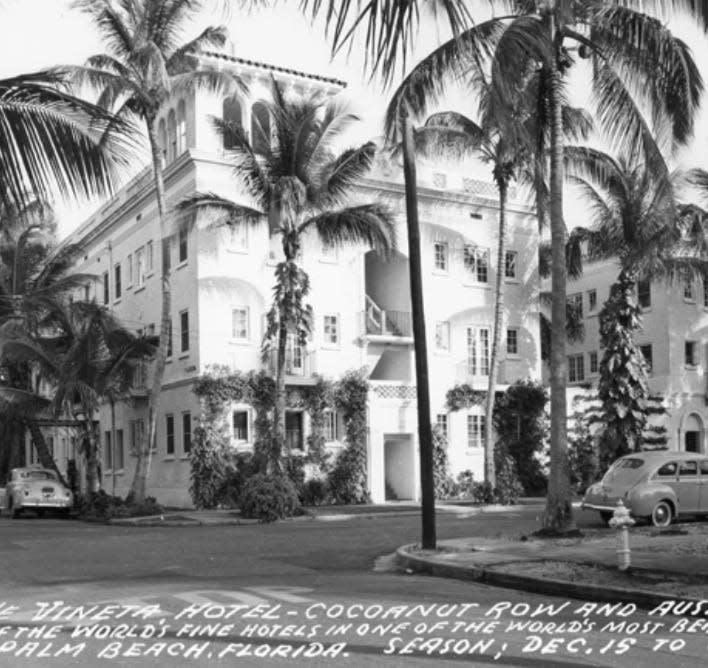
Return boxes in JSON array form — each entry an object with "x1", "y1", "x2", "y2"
[{"x1": 683, "y1": 413, "x2": 704, "y2": 453}]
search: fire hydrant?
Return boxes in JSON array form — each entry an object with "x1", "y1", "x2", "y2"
[{"x1": 608, "y1": 499, "x2": 635, "y2": 571}]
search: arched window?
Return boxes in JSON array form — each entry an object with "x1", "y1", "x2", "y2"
[
  {"x1": 157, "y1": 118, "x2": 167, "y2": 166},
  {"x1": 251, "y1": 102, "x2": 271, "y2": 155},
  {"x1": 222, "y1": 96, "x2": 243, "y2": 149},
  {"x1": 176, "y1": 100, "x2": 187, "y2": 155},
  {"x1": 167, "y1": 109, "x2": 177, "y2": 162}
]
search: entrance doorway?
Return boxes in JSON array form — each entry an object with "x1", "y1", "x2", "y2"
[
  {"x1": 684, "y1": 414, "x2": 704, "y2": 453},
  {"x1": 384, "y1": 435, "x2": 415, "y2": 500}
]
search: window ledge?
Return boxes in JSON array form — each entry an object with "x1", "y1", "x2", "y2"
[
  {"x1": 228, "y1": 338, "x2": 252, "y2": 346},
  {"x1": 319, "y1": 257, "x2": 338, "y2": 264},
  {"x1": 134, "y1": 284, "x2": 146, "y2": 294},
  {"x1": 114, "y1": 298, "x2": 122, "y2": 305},
  {"x1": 640, "y1": 306, "x2": 652, "y2": 312},
  {"x1": 685, "y1": 364, "x2": 699, "y2": 370},
  {"x1": 164, "y1": 455, "x2": 175, "y2": 461},
  {"x1": 504, "y1": 278, "x2": 519, "y2": 284},
  {"x1": 432, "y1": 270, "x2": 449, "y2": 277},
  {"x1": 463, "y1": 282, "x2": 492, "y2": 289},
  {"x1": 178, "y1": 353, "x2": 190, "y2": 360},
  {"x1": 176, "y1": 261, "x2": 188, "y2": 271},
  {"x1": 506, "y1": 353, "x2": 521, "y2": 360},
  {"x1": 180, "y1": 455, "x2": 191, "y2": 461},
  {"x1": 227, "y1": 247, "x2": 249, "y2": 255},
  {"x1": 321, "y1": 344, "x2": 340, "y2": 351},
  {"x1": 146, "y1": 271, "x2": 155, "y2": 279}
]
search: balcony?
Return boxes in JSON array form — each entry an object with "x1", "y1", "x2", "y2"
[
  {"x1": 455, "y1": 359, "x2": 509, "y2": 388},
  {"x1": 361, "y1": 296, "x2": 413, "y2": 341},
  {"x1": 264, "y1": 348, "x2": 317, "y2": 384}
]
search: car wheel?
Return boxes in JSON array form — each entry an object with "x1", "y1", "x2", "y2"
[
  {"x1": 651, "y1": 501, "x2": 673, "y2": 528},
  {"x1": 600, "y1": 511, "x2": 613, "y2": 526}
]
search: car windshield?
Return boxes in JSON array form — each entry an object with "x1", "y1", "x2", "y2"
[
  {"x1": 601, "y1": 458, "x2": 645, "y2": 486},
  {"x1": 20, "y1": 470, "x2": 57, "y2": 482}
]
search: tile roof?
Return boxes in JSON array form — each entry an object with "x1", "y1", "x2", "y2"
[{"x1": 203, "y1": 51, "x2": 347, "y2": 88}]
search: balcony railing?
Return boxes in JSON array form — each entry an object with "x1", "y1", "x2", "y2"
[
  {"x1": 362, "y1": 295, "x2": 412, "y2": 337},
  {"x1": 265, "y1": 348, "x2": 317, "y2": 377}
]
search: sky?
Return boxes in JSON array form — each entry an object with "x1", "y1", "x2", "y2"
[{"x1": 3, "y1": 0, "x2": 708, "y2": 238}]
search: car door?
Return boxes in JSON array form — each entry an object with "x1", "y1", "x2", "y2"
[
  {"x1": 675, "y1": 460, "x2": 700, "y2": 513},
  {"x1": 699, "y1": 460, "x2": 708, "y2": 511}
]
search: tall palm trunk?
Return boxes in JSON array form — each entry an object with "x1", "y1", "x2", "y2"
[
  {"x1": 81, "y1": 410, "x2": 99, "y2": 494},
  {"x1": 128, "y1": 117, "x2": 170, "y2": 503},
  {"x1": 26, "y1": 420, "x2": 67, "y2": 486},
  {"x1": 543, "y1": 18, "x2": 575, "y2": 533},
  {"x1": 484, "y1": 171, "x2": 510, "y2": 487},
  {"x1": 110, "y1": 398, "x2": 117, "y2": 496},
  {"x1": 401, "y1": 105, "x2": 436, "y2": 549},
  {"x1": 272, "y1": 316, "x2": 288, "y2": 473}
]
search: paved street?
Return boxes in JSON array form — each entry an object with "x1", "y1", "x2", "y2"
[{"x1": 0, "y1": 507, "x2": 704, "y2": 667}]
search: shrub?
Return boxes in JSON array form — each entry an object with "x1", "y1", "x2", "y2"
[
  {"x1": 301, "y1": 478, "x2": 329, "y2": 506},
  {"x1": 239, "y1": 473, "x2": 301, "y2": 523},
  {"x1": 189, "y1": 425, "x2": 231, "y2": 510},
  {"x1": 568, "y1": 417, "x2": 599, "y2": 494},
  {"x1": 432, "y1": 426, "x2": 458, "y2": 499},
  {"x1": 493, "y1": 446, "x2": 524, "y2": 505},
  {"x1": 218, "y1": 452, "x2": 257, "y2": 508},
  {"x1": 75, "y1": 490, "x2": 163, "y2": 521},
  {"x1": 455, "y1": 470, "x2": 475, "y2": 499},
  {"x1": 284, "y1": 453, "x2": 307, "y2": 500}
]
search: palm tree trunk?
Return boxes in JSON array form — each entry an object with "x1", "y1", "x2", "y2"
[
  {"x1": 26, "y1": 420, "x2": 67, "y2": 486},
  {"x1": 110, "y1": 399, "x2": 116, "y2": 496},
  {"x1": 128, "y1": 117, "x2": 170, "y2": 503},
  {"x1": 542, "y1": 19, "x2": 575, "y2": 533},
  {"x1": 272, "y1": 319, "x2": 288, "y2": 473},
  {"x1": 401, "y1": 104, "x2": 436, "y2": 550},
  {"x1": 484, "y1": 174, "x2": 509, "y2": 487},
  {"x1": 84, "y1": 417, "x2": 99, "y2": 494}
]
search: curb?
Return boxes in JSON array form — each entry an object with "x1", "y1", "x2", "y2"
[{"x1": 396, "y1": 544, "x2": 705, "y2": 614}]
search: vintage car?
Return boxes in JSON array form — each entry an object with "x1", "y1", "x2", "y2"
[
  {"x1": 1, "y1": 466, "x2": 73, "y2": 518},
  {"x1": 582, "y1": 451, "x2": 708, "y2": 527}
]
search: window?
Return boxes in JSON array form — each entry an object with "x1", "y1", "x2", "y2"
[
  {"x1": 167, "y1": 109, "x2": 176, "y2": 162},
  {"x1": 324, "y1": 410, "x2": 339, "y2": 441},
  {"x1": 233, "y1": 411, "x2": 249, "y2": 442},
  {"x1": 435, "y1": 321, "x2": 450, "y2": 352},
  {"x1": 162, "y1": 237, "x2": 171, "y2": 275},
  {"x1": 436, "y1": 414, "x2": 448, "y2": 440},
  {"x1": 704, "y1": 276, "x2": 708, "y2": 308},
  {"x1": 232, "y1": 307, "x2": 249, "y2": 340},
  {"x1": 83, "y1": 284, "x2": 90, "y2": 302},
  {"x1": 229, "y1": 222, "x2": 248, "y2": 251},
  {"x1": 637, "y1": 279, "x2": 651, "y2": 309},
  {"x1": 178, "y1": 223, "x2": 188, "y2": 263},
  {"x1": 433, "y1": 242, "x2": 448, "y2": 272},
  {"x1": 222, "y1": 96, "x2": 243, "y2": 149},
  {"x1": 504, "y1": 251, "x2": 517, "y2": 279},
  {"x1": 182, "y1": 412, "x2": 192, "y2": 454},
  {"x1": 115, "y1": 429, "x2": 124, "y2": 470},
  {"x1": 588, "y1": 289, "x2": 597, "y2": 313},
  {"x1": 324, "y1": 314, "x2": 339, "y2": 346},
  {"x1": 176, "y1": 100, "x2": 187, "y2": 155},
  {"x1": 589, "y1": 351, "x2": 599, "y2": 374},
  {"x1": 285, "y1": 412, "x2": 304, "y2": 451},
  {"x1": 47, "y1": 436, "x2": 54, "y2": 459},
  {"x1": 640, "y1": 344, "x2": 653, "y2": 372},
  {"x1": 568, "y1": 293, "x2": 583, "y2": 320},
  {"x1": 103, "y1": 271, "x2": 109, "y2": 304},
  {"x1": 568, "y1": 354, "x2": 585, "y2": 382},
  {"x1": 114, "y1": 264, "x2": 122, "y2": 299},
  {"x1": 135, "y1": 247, "x2": 145, "y2": 286},
  {"x1": 466, "y1": 326, "x2": 490, "y2": 375},
  {"x1": 683, "y1": 268, "x2": 694, "y2": 301},
  {"x1": 656, "y1": 462, "x2": 677, "y2": 477},
  {"x1": 685, "y1": 340, "x2": 698, "y2": 367},
  {"x1": 129, "y1": 419, "x2": 145, "y2": 455},
  {"x1": 166, "y1": 414, "x2": 175, "y2": 455},
  {"x1": 180, "y1": 310, "x2": 189, "y2": 353},
  {"x1": 104, "y1": 432, "x2": 112, "y2": 469},
  {"x1": 127, "y1": 254, "x2": 133, "y2": 286},
  {"x1": 506, "y1": 328, "x2": 518, "y2": 356},
  {"x1": 467, "y1": 415, "x2": 486, "y2": 449},
  {"x1": 166, "y1": 319, "x2": 173, "y2": 358},
  {"x1": 679, "y1": 461, "x2": 698, "y2": 476},
  {"x1": 464, "y1": 245, "x2": 489, "y2": 283},
  {"x1": 146, "y1": 240, "x2": 154, "y2": 274},
  {"x1": 251, "y1": 101, "x2": 271, "y2": 154}
]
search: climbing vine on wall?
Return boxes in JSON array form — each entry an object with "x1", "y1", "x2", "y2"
[{"x1": 445, "y1": 384, "x2": 486, "y2": 412}]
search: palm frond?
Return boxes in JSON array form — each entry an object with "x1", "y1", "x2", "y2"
[
  {"x1": 301, "y1": 0, "x2": 473, "y2": 84},
  {"x1": 299, "y1": 204, "x2": 397, "y2": 257},
  {"x1": 316, "y1": 141, "x2": 377, "y2": 208},
  {"x1": 176, "y1": 192, "x2": 265, "y2": 227}
]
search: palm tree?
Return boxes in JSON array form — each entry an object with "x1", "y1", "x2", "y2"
[
  {"x1": 0, "y1": 301, "x2": 156, "y2": 494},
  {"x1": 0, "y1": 198, "x2": 91, "y2": 483},
  {"x1": 180, "y1": 79, "x2": 396, "y2": 472},
  {"x1": 364, "y1": 0, "x2": 704, "y2": 534},
  {"x1": 0, "y1": 69, "x2": 131, "y2": 213},
  {"x1": 72, "y1": 0, "x2": 243, "y2": 502}
]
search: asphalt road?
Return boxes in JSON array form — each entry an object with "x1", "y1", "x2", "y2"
[{"x1": 0, "y1": 506, "x2": 705, "y2": 668}]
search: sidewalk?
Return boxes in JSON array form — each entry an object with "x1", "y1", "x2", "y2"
[
  {"x1": 109, "y1": 500, "x2": 540, "y2": 526},
  {"x1": 397, "y1": 526, "x2": 708, "y2": 611}
]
